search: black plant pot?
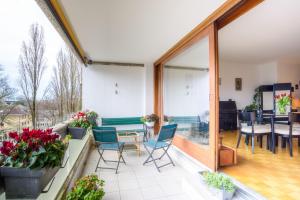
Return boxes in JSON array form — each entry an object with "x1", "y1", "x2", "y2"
[
  {"x1": 0, "y1": 166, "x2": 60, "y2": 199},
  {"x1": 68, "y1": 127, "x2": 87, "y2": 139}
]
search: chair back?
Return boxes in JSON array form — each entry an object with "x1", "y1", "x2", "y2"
[
  {"x1": 288, "y1": 112, "x2": 300, "y2": 123},
  {"x1": 92, "y1": 127, "x2": 118, "y2": 143},
  {"x1": 157, "y1": 124, "x2": 177, "y2": 142},
  {"x1": 238, "y1": 111, "x2": 256, "y2": 125}
]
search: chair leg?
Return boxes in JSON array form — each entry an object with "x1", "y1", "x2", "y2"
[
  {"x1": 259, "y1": 135, "x2": 263, "y2": 148},
  {"x1": 95, "y1": 149, "x2": 105, "y2": 172},
  {"x1": 116, "y1": 148, "x2": 124, "y2": 174},
  {"x1": 288, "y1": 137, "x2": 293, "y2": 157},
  {"x1": 281, "y1": 137, "x2": 286, "y2": 148},
  {"x1": 144, "y1": 147, "x2": 161, "y2": 172},
  {"x1": 236, "y1": 133, "x2": 242, "y2": 148},
  {"x1": 163, "y1": 148, "x2": 175, "y2": 166},
  {"x1": 245, "y1": 135, "x2": 249, "y2": 145},
  {"x1": 251, "y1": 135, "x2": 255, "y2": 154}
]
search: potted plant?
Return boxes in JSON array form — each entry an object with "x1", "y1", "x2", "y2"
[
  {"x1": 0, "y1": 128, "x2": 67, "y2": 199},
  {"x1": 66, "y1": 174, "x2": 105, "y2": 200},
  {"x1": 163, "y1": 115, "x2": 173, "y2": 125},
  {"x1": 275, "y1": 93, "x2": 291, "y2": 115},
  {"x1": 141, "y1": 114, "x2": 159, "y2": 127},
  {"x1": 202, "y1": 172, "x2": 236, "y2": 200},
  {"x1": 87, "y1": 111, "x2": 99, "y2": 127},
  {"x1": 68, "y1": 111, "x2": 91, "y2": 139}
]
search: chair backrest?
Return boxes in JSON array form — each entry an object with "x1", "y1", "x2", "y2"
[
  {"x1": 289, "y1": 112, "x2": 300, "y2": 123},
  {"x1": 157, "y1": 124, "x2": 177, "y2": 142},
  {"x1": 92, "y1": 127, "x2": 118, "y2": 143},
  {"x1": 238, "y1": 111, "x2": 256, "y2": 124}
]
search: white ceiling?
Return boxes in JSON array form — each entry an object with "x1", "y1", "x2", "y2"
[
  {"x1": 219, "y1": 0, "x2": 300, "y2": 64},
  {"x1": 58, "y1": 0, "x2": 226, "y2": 63}
]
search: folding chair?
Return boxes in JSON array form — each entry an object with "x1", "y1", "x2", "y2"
[
  {"x1": 143, "y1": 124, "x2": 177, "y2": 172},
  {"x1": 92, "y1": 127, "x2": 126, "y2": 174}
]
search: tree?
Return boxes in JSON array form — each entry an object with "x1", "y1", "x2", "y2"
[
  {"x1": 0, "y1": 65, "x2": 15, "y2": 102},
  {"x1": 0, "y1": 65, "x2": 17, "y2": 127},
  {"x1": 18, "y1": 24, "x2": 47, "y2": 128},
  {"x1": 46, "y1": 48, "x2": 81, "y2": 120}
]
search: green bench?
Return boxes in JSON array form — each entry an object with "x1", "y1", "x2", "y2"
[
  {"x1": 100, "y1": 117, "x2": 146, "y2": 137},
  {"x1": 170, "y1": 116, "x2": 200, "y2": 132}
]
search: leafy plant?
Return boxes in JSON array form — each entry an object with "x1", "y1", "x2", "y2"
[
  {"x1": 163, "y1": 115, "x2": 173, "y2": 123},
  {"x1": 66, "y1": 175, "x2": 105, "y2": 200},
  {"x1": 69, "y1": 111, "x2": 91, "y2": 129},
  {"x1": 203, "y1": 172, "x2": 235, "y2": 193},
  {"x1": 275, "y1": 93, "x2": 291, "y2": 114},
  {"x1": 0, "y1": 128, "x2": 67, "y2": 169},
  {"x1": 141, "y1": 114, "x2": 159, "y2": 123},
  {"x1": 244, "y1": 103, "x2": 257, "y2": 112},
  {"x1": 86, "y1": 111, "x2": 98, "y2": 127}
]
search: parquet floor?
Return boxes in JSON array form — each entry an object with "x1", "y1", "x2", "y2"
[{"x1": 221, "y1": 131, "x2": 300, "y2": 200}]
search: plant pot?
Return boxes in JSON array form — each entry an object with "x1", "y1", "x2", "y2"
[
  {"x1": 199, "y1": 171, "x2": 235, "y2": 200},
  {"x1": 145, "y1": 121, "x2": 155, "y2": 127},
  {"x1": 68, "y1": 127, "x2": 87, "y2": 139},
  {"x1": 0, "y1": 166, "x2": 60, "y2": 199}
]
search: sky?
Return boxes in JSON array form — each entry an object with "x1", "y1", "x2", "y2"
[{"x1": 0, "y1": 0, "x2": 66, "y2": 99}]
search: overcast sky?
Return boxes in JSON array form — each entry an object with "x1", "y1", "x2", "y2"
[{"x1": 0, "y1": 0, "x2": 66, "y2": 98}]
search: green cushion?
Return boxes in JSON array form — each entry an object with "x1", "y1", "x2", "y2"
[
  {"x1": 171, "y1": 116, "x2": 199, "y2": 124},
  {"x1": 102, "y1": 117, "x2": 143, "y2": 126}
]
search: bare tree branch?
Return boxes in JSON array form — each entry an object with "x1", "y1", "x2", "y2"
[{"x1": 18, "y1": 24, "x2": 47, "y2": 128}]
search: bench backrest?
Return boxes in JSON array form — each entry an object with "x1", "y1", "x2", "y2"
[
  {"x1": 101, "y1": 117, "x2": 143, "y2": 126},
  {"x1": 171, "y1": 116, "x2": 200, "y2": 124}
]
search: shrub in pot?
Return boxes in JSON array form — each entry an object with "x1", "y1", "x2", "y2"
[
  {"x1": 141, "y1": 114, "x2": 159, "y2": 127},
  {"x1": 163, "y1": 115, "x2": 174, "y2": 125},
  {"x1": 203, "y1": 172, "x2": 236, "y2": 200},
  {"x1": 66, "y1": 174, "x2": 105, "y2": 200},
  {"x1": 86, "y1": 111, "x2": 99, "y2": 127},
  {"x1": 68, "y1": 111, "x2": 91, "y2": 139},
  {"x1": 0, "y1": 128, "x2": 67, "y2": 199}
]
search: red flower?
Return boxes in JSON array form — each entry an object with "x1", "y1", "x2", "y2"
[
  {"x1": 0, "y1": 141, "x2": 15, "y2": 156},
  {"x1": 8, "y1": 132, "x2": 19, "y2": 141}
]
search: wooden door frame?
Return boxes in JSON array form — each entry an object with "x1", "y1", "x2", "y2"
[{"x1": 153, "y1": 0, "x2": 263, "y2": 171}]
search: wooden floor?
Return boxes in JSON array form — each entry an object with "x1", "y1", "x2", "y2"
[{"x1": 221, "y1": 131, "x2": 300, "y2": 200}]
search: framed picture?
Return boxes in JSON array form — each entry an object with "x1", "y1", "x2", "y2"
[{"x1": 235, "y1": 78, "x2": 242, "y2": 91}]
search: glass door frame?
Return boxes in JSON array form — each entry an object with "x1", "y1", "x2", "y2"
[{"x1": 153, "y1": 0, "x2": 263, "y2": 171}]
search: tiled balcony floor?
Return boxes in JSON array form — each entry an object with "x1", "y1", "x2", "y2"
[{"x1": 82, "y1": 145, "x2": 195, "y2": 200}]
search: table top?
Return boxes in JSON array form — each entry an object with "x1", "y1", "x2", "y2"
[{"x1": 118, "y1": 132, "x2": 139, "y2": 137}]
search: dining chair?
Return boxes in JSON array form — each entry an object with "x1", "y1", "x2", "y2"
[
  {"x1": 273, "y1": 112, "x2": 300, "y2": 156},
  {"x1": 92, "y1": 127, "x2": 126, "y2": 174},
  {"x1": 143, "y1": 124, "x2": 177, "y2": 172},
  {"x1": 237, "y1": 111, "x2": 271, "y2": 153}
]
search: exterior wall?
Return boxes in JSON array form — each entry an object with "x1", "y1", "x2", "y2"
[
  {"x1": 82, "y1": 65, "x2": 145, "y2": 117},
  {"x1": 164, "y1": 68, "x2": 209, "y2": 116}
]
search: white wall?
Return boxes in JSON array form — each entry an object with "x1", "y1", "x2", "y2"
[
  {"x1": 82, "y1": 65, "x2": 145, "y2": 117},
  {"x1": 219, "y1": 61, "x2": 277, "y2": 109},
  {"x1": 220, "y1": 59, "x2": 300, "y2": 109},
  {"x1": 277, "y1": 61, "x2": 300, "y2": 98},
  {"x1": 164, "y1": 68, "x2": 209, "y2": 117}
]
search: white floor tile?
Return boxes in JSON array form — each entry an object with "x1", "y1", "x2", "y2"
[
  {"x1": 104, "y1": 180, "x2": 119, "y2": 193},
  {"x1": 119, "y1": 178, "x2": 139, "y2": 191},
  {"x1": 141, "y1": 186, "x2": 165, "y2": 200},
  {"x1": 104, "y1": 191, "x2": 121, "y2": 200},
  {"x1": 120, "y1": 189, "x2": 144, "y2": 200}
]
